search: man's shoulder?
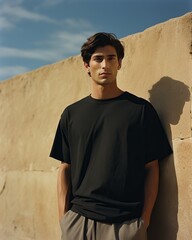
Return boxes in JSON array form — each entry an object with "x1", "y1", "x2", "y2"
[
  {"x1": 67, "y1": 95, "x2": 90, "y2": 108},
  {"x1": 124, "y1": 91, "x2": 151, "y2": 107},
  {"x1": 61, "y1": 95, "x2": 90, "y2": 116}
]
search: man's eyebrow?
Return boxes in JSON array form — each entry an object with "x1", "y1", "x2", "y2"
[
  {"x1": 107, "y1": 54, "x2": 117, "y2": 57},
  {"x1": 92, "y1": 54, "x2": 117, "y2": 57}
]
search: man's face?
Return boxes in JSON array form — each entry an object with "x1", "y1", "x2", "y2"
[{"x1": 84, "y1": 45, "x2": 121, "y2": 86}]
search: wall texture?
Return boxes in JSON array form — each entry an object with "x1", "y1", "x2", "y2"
[{"x1": 0, "y1": 13, "x2": 191, "y2": 240}]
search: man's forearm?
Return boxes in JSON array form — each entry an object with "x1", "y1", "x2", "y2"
[
  {"x1": 57, "y1": 162, "x2": 71, "y2": 221},
  {"x1": 142, "y1": 160, "x2": 159, "y2": 228}
]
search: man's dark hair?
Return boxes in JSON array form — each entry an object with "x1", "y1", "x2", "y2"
[{"x1": 81, "y1": 32, "x2": 124, "y2": 64}]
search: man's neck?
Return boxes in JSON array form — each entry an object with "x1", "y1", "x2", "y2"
[{"x1": 91, "y1": 82, "x2": 124, "y2": 100}]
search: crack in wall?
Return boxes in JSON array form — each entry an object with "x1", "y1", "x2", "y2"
[{"x1": 0, "y1": 177, "x2": 6, "y2": 195}]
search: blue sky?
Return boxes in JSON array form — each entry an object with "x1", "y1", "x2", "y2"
[{"x1": 0, "y1": 0, "x2": 191, "y2": 81}]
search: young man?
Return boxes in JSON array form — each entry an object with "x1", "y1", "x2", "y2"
[{"x1": 50, "y1": 32, "x2": 172, "y2": 240}]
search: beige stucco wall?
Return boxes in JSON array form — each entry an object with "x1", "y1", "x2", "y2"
[{"x1": 0, "y1": 12, "x2": 191, "y2": 240}]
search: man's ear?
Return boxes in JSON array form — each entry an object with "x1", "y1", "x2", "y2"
[
  {"x1": 84, "y1": 62, "x2": 89, "y2": 68},
  {"x1": 118, "y1": 59, "x2": 122, "y2": 70},
  {"x1": 84, "y1": 62, "x2": 91, "y2": 76}
]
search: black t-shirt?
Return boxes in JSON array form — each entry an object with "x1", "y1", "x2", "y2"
[{"x1": 50, "y1": 91, "x2": 172, "y2": 223}]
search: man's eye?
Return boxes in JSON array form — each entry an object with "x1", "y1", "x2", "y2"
[
  {"x1": 94, "y1": 57, "x2": 103, "y2": 62},
  {"x1": 108, "y1": 57, "x2": 116, "y2": 61}
]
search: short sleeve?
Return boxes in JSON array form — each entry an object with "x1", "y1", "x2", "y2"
[
  {"x1": 143, "y1": 102, "x2": 172, "y2": 163},
  {"x1": 49, "y1": 109, "x2": 71, "y2": 163}
]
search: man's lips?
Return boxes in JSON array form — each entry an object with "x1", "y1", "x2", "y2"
[{"x1": 99, "y1": 72, "x2": 111, "y2": 76}]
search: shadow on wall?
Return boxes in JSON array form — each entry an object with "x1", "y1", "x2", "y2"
[{"x1": 147, "y1": 76, "x2": 190, "y2": 240}]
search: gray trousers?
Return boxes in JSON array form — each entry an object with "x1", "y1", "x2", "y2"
[{"x1": 60, "y1": 210, "x2": 147, "y2": 240}]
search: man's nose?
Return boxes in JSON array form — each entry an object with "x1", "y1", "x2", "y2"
[{"x1": 101, "y1": 59, "x2": 109, "y2": 68}]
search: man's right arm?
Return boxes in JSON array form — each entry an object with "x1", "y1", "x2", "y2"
[{"x1": 57, "y1": 162, "x2": 71, "y2": 221}]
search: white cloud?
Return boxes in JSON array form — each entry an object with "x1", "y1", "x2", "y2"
[
  {"x1": 0, "y1": 12, "x2": 96, "y2": 62},
  {"x1": 0, "y1": 16, "x2": 14, "y2": 30},
  {"x1": 64, "y1": 18, "x2": 93, "y2": 29},
  {"x1": 0, "y1": 29, "x2": 93, "y2": 62},
  {"x1": 0, "y1": 2, "x2": 93, "y2": 31},
  {"x1": 2, "y1": 5, "x2": 57, "y2": 23},
  {"x1": 0, "y1": 46, "x2": 63, "y2": 61},
  {"x1": 38, "y1": 0, "x2": 64, "y2": 7},
  {"x1": 0, "y1": 2, "x2": 57, "y2": 30},
  {"x1": 0, "y1": 66, "x2": 29, "y2": 80},
  {"x1": 0, "y1": 0, "x2": 25, "y2": 4},
  {"x1": 48, "y1": 30, "x2": 94, "y2": 54}
]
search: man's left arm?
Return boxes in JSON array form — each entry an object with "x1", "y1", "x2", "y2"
[{"x1": 142, "y1": 160, "x2": 159, "y2": 228}]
